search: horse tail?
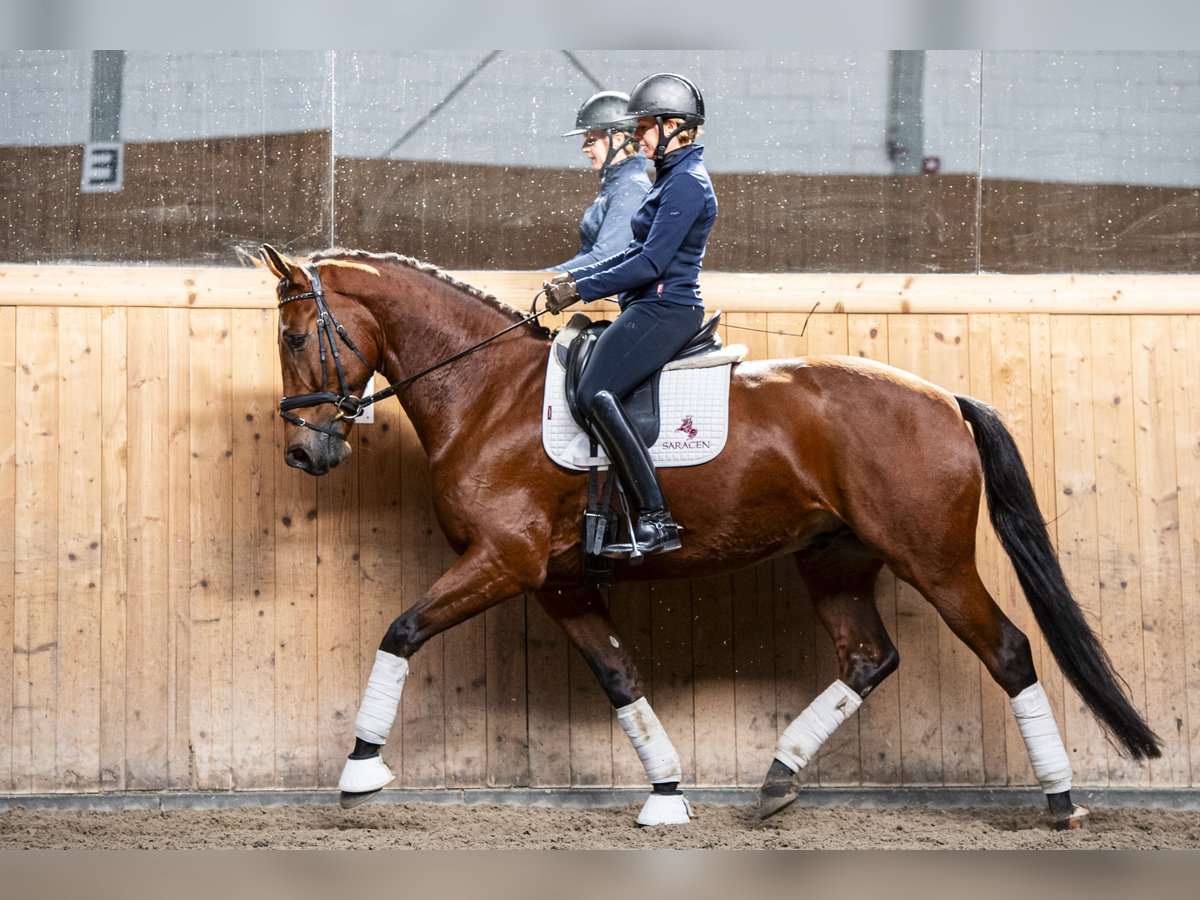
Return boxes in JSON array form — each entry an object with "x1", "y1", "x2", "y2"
[{"x1": 955, "y1": 393, "x2": 1162, "y2": 761}]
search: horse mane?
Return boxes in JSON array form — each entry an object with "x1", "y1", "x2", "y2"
[{"x1": 311, "y1": 248, "x2": 551, "y2": 339}]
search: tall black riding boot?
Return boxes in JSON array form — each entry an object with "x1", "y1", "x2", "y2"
[{"x1": 588, "y1": 390, "x2": 682, "y2": 556}]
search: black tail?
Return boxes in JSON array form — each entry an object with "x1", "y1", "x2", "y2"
[{"x1": 956, "y1": 394, "x2": 1162, "y2": 761}]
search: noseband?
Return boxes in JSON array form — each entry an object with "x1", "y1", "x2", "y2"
[{"x1": 278, "y1": 262, "x2": 554, "y2": 443}]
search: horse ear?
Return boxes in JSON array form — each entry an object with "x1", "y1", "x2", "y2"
[{"x1": 260, "y1": 244, "x2": 297, "y2": 284}]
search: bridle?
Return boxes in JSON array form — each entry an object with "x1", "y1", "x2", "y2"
[{"x1": 277, "y1": 262, "x2": 553, "y2": 442}]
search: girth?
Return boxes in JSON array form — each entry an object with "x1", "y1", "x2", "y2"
[{"x1": 562, "y1": 311, "x2": 723, "y2": 445}]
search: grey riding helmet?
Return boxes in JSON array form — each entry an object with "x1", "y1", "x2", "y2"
[
  {"x1": 625, "y1": 73, "x2": 705, "y2": 160},
  {"x1": 564, "y1": 91, "x2": 636, "y2": 171}
]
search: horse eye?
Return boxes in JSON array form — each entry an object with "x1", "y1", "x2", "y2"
[{"x1": 285, "y1": 332, "x2": 309, "y2": 351}]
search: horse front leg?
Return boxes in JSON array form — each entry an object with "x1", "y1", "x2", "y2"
[
  {"x1": 536, "y1": 585, "x2": 694, "y2": 827},
  {"x1": 338, "y1": 546, "x2": 539, "y2": 809}
]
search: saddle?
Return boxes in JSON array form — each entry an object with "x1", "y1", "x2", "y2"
[{"x1": 560, "y1": 311, "x2": 725, "y2": 444}]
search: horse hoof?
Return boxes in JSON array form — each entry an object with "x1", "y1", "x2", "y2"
[
  {"x1": 339, "y1": 788, "x2": 383, "y2": 810},
  {"x1": 757, "y1": 759, "x2": 799, "y2": 820},
  {"x1": 635, "y1": 793, "x2": 695, "y2": 827},
  {"x1": 337, "y1": 754, "x2": 395, "y2": 795},
  {"x1": 1050, "y1": 804, "x2": 1089, "y2": 831}
]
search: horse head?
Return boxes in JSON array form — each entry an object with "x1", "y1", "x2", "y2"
[{"x1": 261, "y1": 243, "x2": 384, "y2": 476}]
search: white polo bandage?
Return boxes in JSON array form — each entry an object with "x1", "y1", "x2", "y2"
[
  {"x1": 617, "y1": 697, "x2": 682, "y2": 784},
  {"x1": 774, "y1": 680, "x2": 863, "y2": 773},
  {"x1": 1010, "y1": 681, "x2": 1073, "y2": 794},
  {"x1": 354, "y1": 650, "x2": 409, "y2": 745}
]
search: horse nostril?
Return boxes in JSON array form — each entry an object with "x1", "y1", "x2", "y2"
[{"x1": 287, "y1": 446, "x2": 311, "y2": 469}]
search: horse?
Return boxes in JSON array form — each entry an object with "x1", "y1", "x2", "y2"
[{"x1": 260, "y1": 244, "x2": 1161, "y2": 830}]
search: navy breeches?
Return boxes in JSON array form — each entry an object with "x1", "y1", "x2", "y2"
[{"x1": 575, "y1": 300, "x2": 704, "y2": 420}]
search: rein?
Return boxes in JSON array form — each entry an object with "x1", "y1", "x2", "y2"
[{"x1": 278, "y1": 263, "x2": 553, "y2": 441}]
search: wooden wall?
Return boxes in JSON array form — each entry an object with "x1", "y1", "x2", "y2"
[{"x1": 1, "y1": 266, "x2": 1198, "y2": 795}]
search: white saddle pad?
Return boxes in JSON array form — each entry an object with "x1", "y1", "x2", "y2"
[{"x1": 541, "y1": 317, "x2": 746, "y2": 472}]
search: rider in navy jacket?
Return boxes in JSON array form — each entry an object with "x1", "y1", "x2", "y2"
[
  {"x1": 550, "y1": 90, "x2": 652, "y2": 272},
  {"x1": 540, "y1": 73, "x2": 716, "y2": 559}
]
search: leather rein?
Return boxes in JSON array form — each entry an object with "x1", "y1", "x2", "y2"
[{"x1": 277, "y1": 262, "x2": 553, "y2": 442}]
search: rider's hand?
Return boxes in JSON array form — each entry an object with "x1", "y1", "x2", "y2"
[{"x1": 543, "y1": 274, "x2": 581, "y2": 315}]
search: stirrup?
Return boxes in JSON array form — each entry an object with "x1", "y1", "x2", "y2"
[{"x1": 601, "y1": 509, "x2": 682, "y2": 560}]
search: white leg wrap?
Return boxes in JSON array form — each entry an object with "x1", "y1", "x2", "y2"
[
  {"x1": 774, "y1": 680, "x2": 863, "y2": 773},
  {"x1": 617, "y1": 697, "x2": 682, "y2": 784},
  {"x1": 354, "y1": 650, "x2": 409, "y2": 745},
  {"x1": 1010, "y1": 681, "x2": 1073, "y2": 794}
]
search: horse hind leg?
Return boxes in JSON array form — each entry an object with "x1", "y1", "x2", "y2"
[
  {"x1": 536, "y1": 585, "x2": 693, "y2": 827},
  {"x1": 904, "y1": 557, "x2": 1088, "y2": 830},
  {"x1": 759, "y1": 534, "x2": 898, "y2": 820}
]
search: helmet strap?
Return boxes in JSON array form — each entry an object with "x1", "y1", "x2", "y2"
[{"x1": 654, "y1": 115, "x2": 692, "y2": 162}]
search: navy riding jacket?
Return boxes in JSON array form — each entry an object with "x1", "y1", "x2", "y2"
[
  {"x1": 569, "y1": 144, "x2": 717, "y2": 309},
  {"x1": 549, "y1": 154, "x2": 651, "y2": 271}
]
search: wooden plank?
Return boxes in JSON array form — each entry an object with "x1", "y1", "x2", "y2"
[
  {"x1": 230, "y1": 309, "x2": 278, "y2": 788},
  {"x1": 55, "y1": 308, "x2": 103, "y2": 790},
  {"x1": 691, "y1": 574, "x2": 736, "y2": 786},
  {"x1": 443, "y1": 545, "x2": 488, "y2": 789},
  {"x1": 188, "y1": 309, "x2": 234, "y2": 789},
  {"x1": 15, "y1": 308, "x2": 58, "y2": 792},
  {"x1": 1089, "y1": 316, "x2": 1148, "y2": 787},
  {"x1": 886, "y1": 314, "x2": 946, "y2": 785},
  {"x1": 99, "y1": 306, "x2": 127, "y2": 790},
  {"x1": 1129, "y1": 316, "x2": 1187, "y2": 786},
  {"x1": 125, "y1": 308, "x2": 171, "y2": 788},
  {"x1": 486, "y1": 596, "x2": 530, "y2": 787},
  {"x1": 649, "y1": 580, "x2": 695, "y2": 786},
  {"x1": 166, "y1": 309, "x2": 192, "y2": 789},
  {"x1": 272, "y1": 356, "x2": 320, "y2": 789},
  {"x1": 1047, "y1": 315, "x2": 1109, "y2": 784},
  {"x1": 568, "y1": 606, "x2": 613, "y2": 787},
  {"x1": 525, "y1": 595, "x2": 570, "y2": 787},
  {"x1": 848, "y1": 313, "x2": 902, "y2": 786},
  {"x1": 7, "y1": 266, "x2": 1200, "y2": 316},
  {"x1": 0, "y1": 307, "x2": 15, "y2": 791},
  {"x1": 1170, "y1": 315, "x2": 1200, "y2": 786}
]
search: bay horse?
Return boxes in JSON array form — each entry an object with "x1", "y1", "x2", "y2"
[{"x1": 261, "y1": 244, "x2": 1161, "y2": 830}]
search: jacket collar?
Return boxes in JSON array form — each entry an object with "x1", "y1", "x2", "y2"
[{"x1": 655, "y1": 142, "x2": 702, "y2": 176}]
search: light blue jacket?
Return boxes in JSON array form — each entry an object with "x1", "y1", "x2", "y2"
[{"x1": 549, "y1": 154, "x2": 652, "y2": 271}]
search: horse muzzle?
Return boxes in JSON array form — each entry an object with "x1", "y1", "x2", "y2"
[{"x1": 285, "y1": 429, "x2": 351, "y2": 476}]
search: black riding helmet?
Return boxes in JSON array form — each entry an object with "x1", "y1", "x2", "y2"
[
  {"x1": 564, "y1": 91, "x2": 636, "y2": 173},
  {"x1": 626, "y1": 73, "x2": 705, "y2": 161}
]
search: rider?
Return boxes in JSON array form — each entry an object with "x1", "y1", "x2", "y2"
[
  {"x1": 541, "y1": 73, "x2": 717, "y2": 557},
  {"x1": 548, "y1": 91, "x2": 651, "y2": 271}
]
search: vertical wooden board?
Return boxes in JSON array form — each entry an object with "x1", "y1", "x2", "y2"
[
  {"x1": 1170, "y1": 315, "x2": 1200, "y2": 785},
  {"x1": 729, "y1": 314, "x2": 778, "y2": 787},
  {"x1": 272, "y1": 362, "x2": 319, "y2": 789},
  {"x1": 849, "y1": 313, "x2": 902, "y2": 785},
  {"x1": 99, "y1": 307, "x2": 127, "y2": 790},
  {"x1": 1027, "y1": 314, "x2": 1068, "y2": 766},
  {"x1": 15, "y1": 308, "x2": 58, "y2": 792},
  {"x1": 316, "y1": 433, "x2": 361, "y2": 787},
  {"x1": 886, "y1": 314, "x2": 945, "y2": 785},
  {"x1": 650, "y1": 579, "x2": 695, "y2": 785},
  {"x1": 0, "y1": 307, "x2": 16, "y2": 791},
  {"x1": 1089, "y1": 316, "x2": 1148, "y2": 786},
  {"x1": 691, "y1": 574, "x2": 736, "y2": 786},
  {"x1": 230, "y1": 309, "x2": 278, "y2": 788},
  {"x1": 166, "y1": 309, "x2": 193, "y2": 788},
  {"x1": 568, "y1": 620, "x2": 614, "y2": 787},
  {"x1": 1047, "y1": 315, "x2": 1108, "y2": 784},
  {"x1": 125, "y1": 308, "x2": 171, "y2": 788},
  {"x1": 57, "y1": 308, "x2": 103, "y2": 790},
  {"x1": 188, "y1": 309, "x2": 234, "y2": 790},
  {"x1": 398, "y1": 416, "x2": 444, "y2": 788},
  {"x1": 485, "y1": 596, "x2": 529, "y2": 787},
  {"x1": 525, "y1": 594, "x2": 569, "y2": 787},
  {"x1": 609, "y1": 581, "x2": 654, "y2": 786},
  {"x1": 1129, "y1": 316, "x2": 1187, "y2": 786}
]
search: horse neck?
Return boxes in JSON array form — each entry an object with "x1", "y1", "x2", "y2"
[{"x1": 371, "y1": 266, "x2": 542, "y2": 448}]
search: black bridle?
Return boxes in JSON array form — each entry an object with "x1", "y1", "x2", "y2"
[{"x1": 277, "y1": 262, "x2": 553, "y2": 442}]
